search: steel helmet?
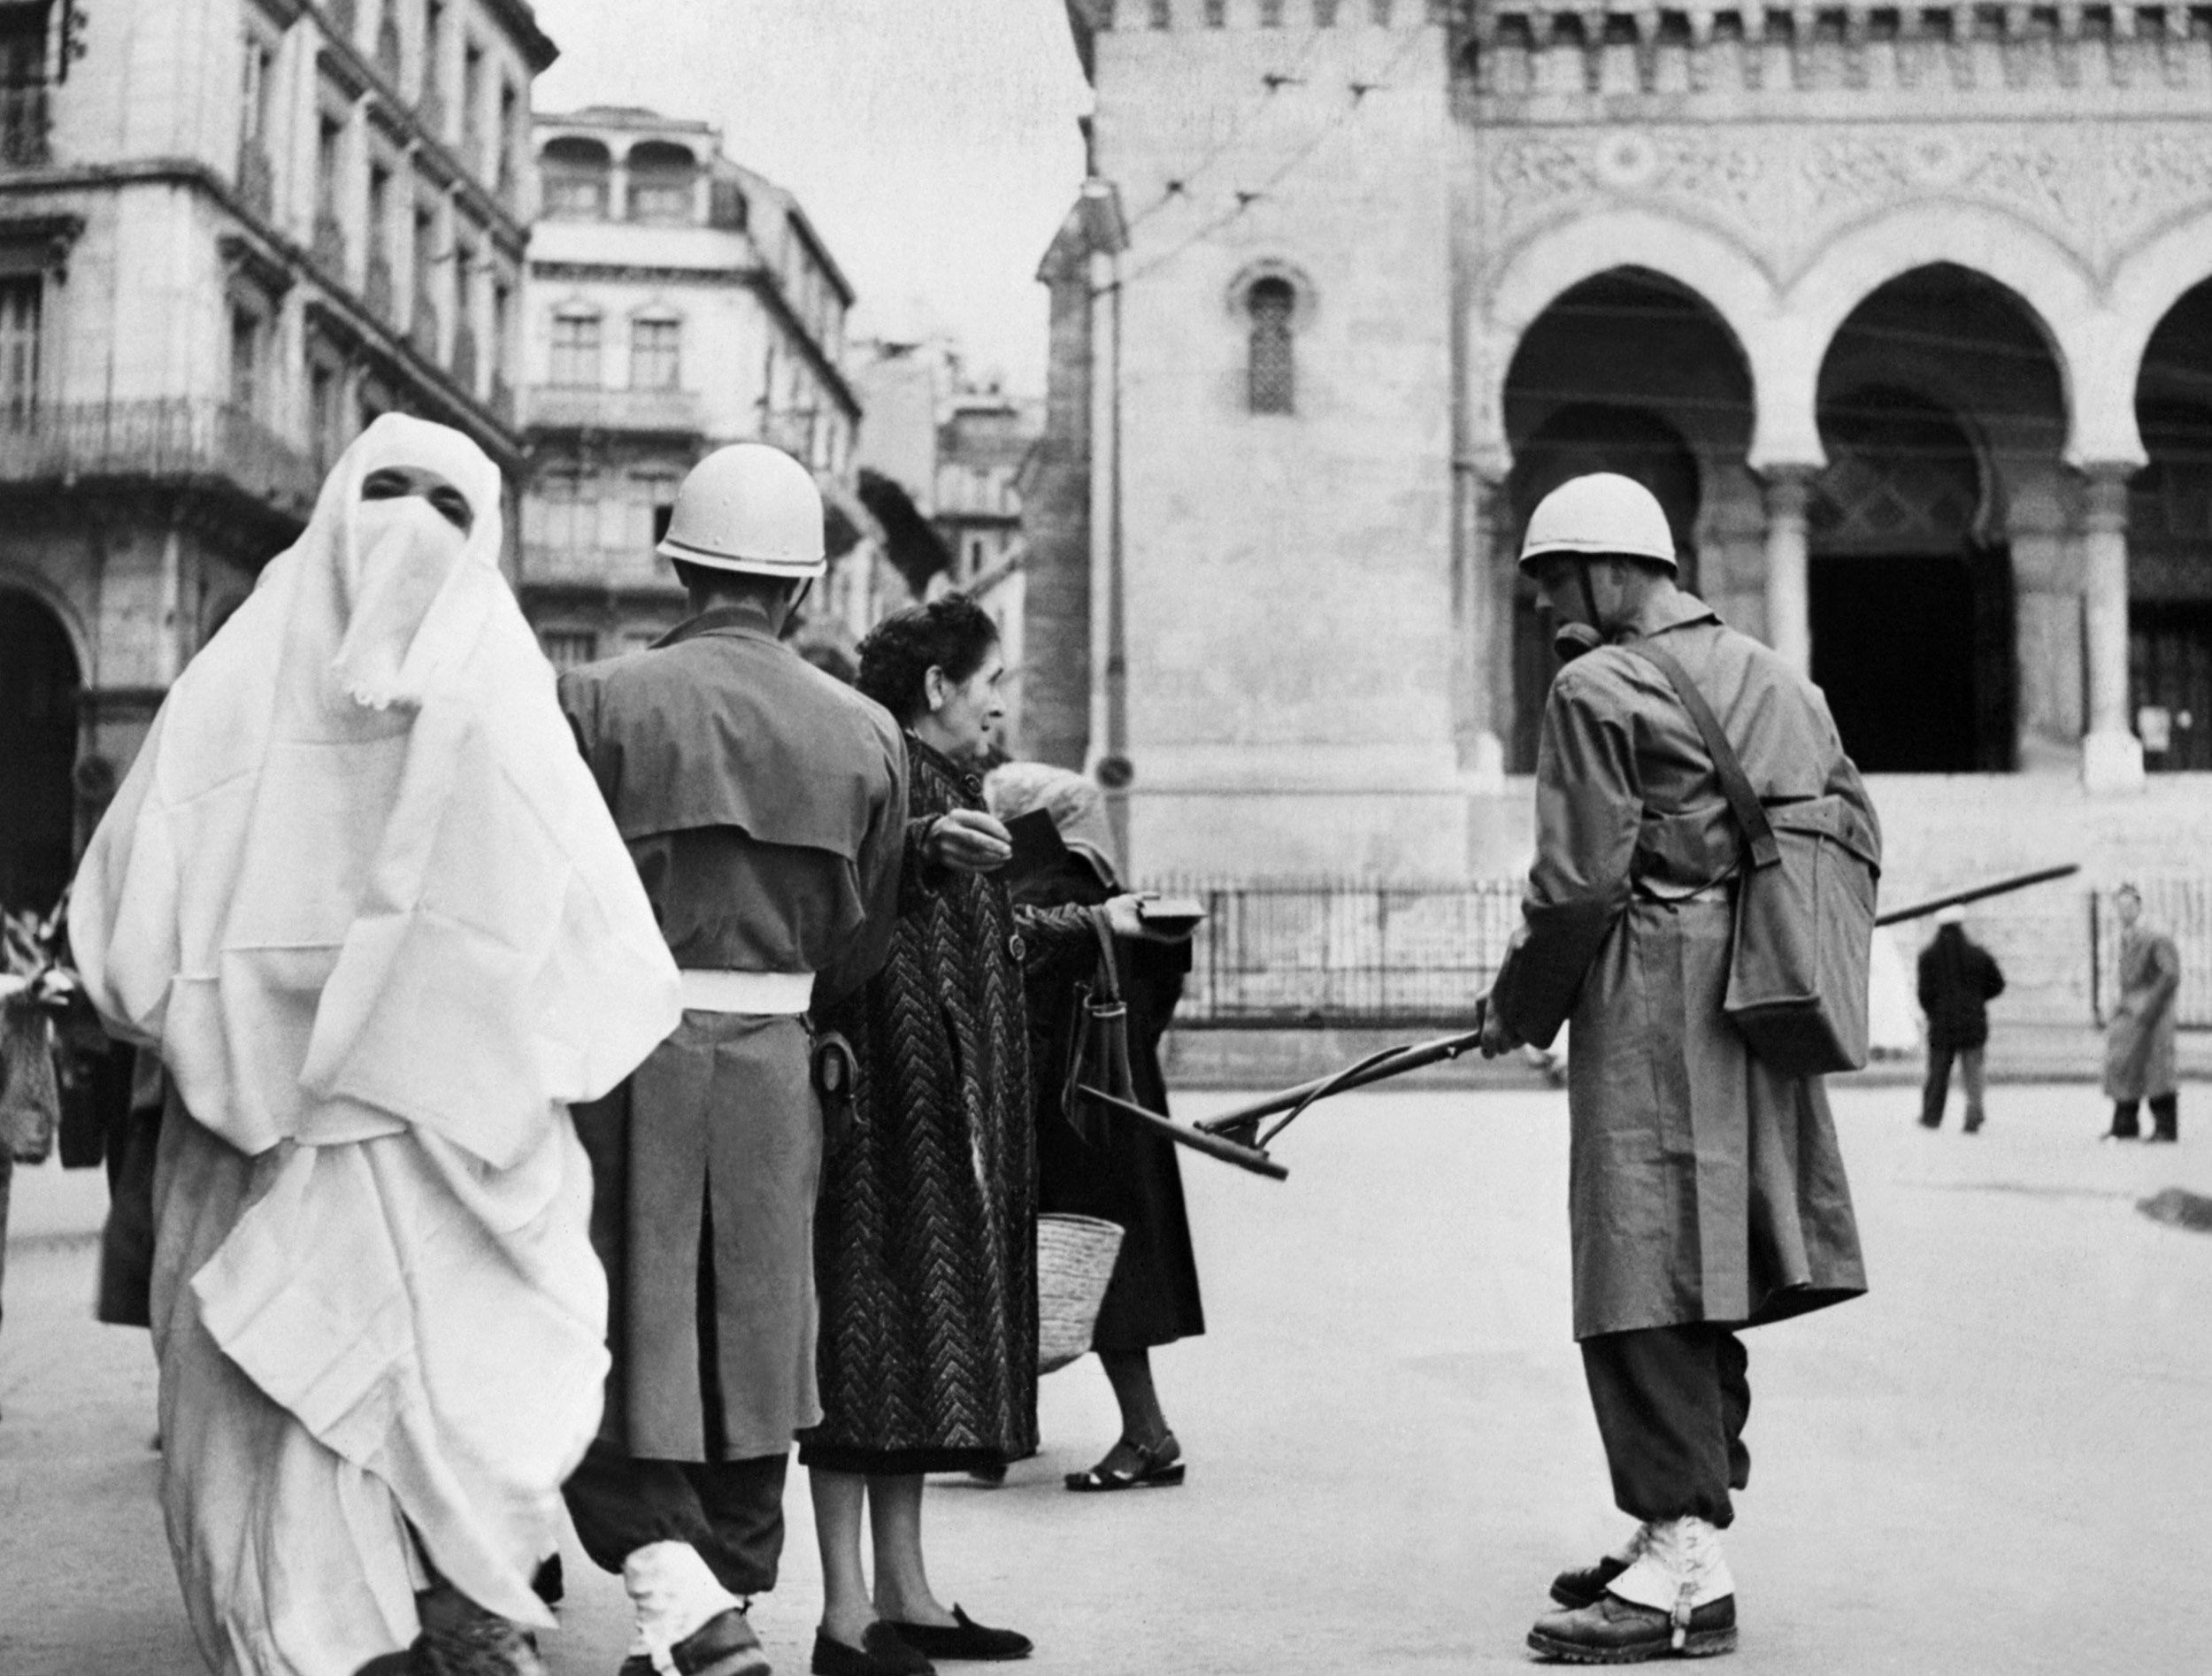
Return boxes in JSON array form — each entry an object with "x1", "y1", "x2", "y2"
[
  {"x1": 657, "y1": 442, "x2": 826, "y2": 579},
  {"x1": 1517, "y1": 473, "x2": 1678, "y2": 574}
]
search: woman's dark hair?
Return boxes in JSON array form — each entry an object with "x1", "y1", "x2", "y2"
[{"x1": 856, "y1": 594, "x2": 999, "y2": 725}]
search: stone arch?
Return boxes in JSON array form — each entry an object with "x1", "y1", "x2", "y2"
[
  {"x1": 1777, "y1": 204, "x2": 2100, "y2": 466},
  {"x1": 2106, "y1": 208, "x2": 2212, "y2": 468},
  {"x1": 0, "y1": 557, "x2": 90, "y2": 675},
  {"x1": 1473, "y1": 209, "x2": 1779, "y2": 469},
  {"x1": 0, "y1": 581, "x2": 85, "y2": 910}
]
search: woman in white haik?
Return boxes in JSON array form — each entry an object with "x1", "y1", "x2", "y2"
[{"x1": 69, "y1": 415, "x2": 682, "y2": 1676}]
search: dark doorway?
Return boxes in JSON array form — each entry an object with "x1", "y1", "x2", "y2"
[
  {"x1": 2131, "y1": 603, "x2": 2212, "y2": 772},
  {"x1": 1808, "y1": 385, "x2": 2014, "y2": 771},
  {"x1": 0, "y1": 588, "x2": 81, "y2": 913},
  {"x1": 1811, "y1": 555, "x2": 1980, "y2": 772}
]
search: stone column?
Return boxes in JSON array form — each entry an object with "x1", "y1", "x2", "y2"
[
  {"x1": 1761, "y1": 464, "x2": 1816, "y2": 676},
  {"x1": 1452, "y1": 453, "x2": 1509, "y2": 788},
  {"x1": 2079, "y1": 462, "x2": 2145, "y2": 794}
]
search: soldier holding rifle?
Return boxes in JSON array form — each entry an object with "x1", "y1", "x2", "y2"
[{"x1": 1476, "y1": 474, "x2": 1874, "y2": 1664}]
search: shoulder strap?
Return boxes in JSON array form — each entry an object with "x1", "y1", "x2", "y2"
[
  {"x1": 1619, "y1": 641, "x2": 1781, "y2": 870},
  {"x1": 1086, "y1": 905, "x2": 1124, "y2": 1003}
]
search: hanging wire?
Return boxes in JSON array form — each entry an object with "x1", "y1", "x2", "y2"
[
  {"x1": 1121, "y1": 26, "x2": 1332, "y2": 236},
  {"x1": 1105, "y1": 27, "x2": 1431, "y2": 296}
]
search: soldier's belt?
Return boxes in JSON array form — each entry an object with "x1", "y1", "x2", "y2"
[{"x1": 679, "y1": 969, "x2": 816, "y2": 1014}]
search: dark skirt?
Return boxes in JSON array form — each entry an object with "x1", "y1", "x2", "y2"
[{"x1": 1024, "y1": 861, "x2": 1205, "y2": 1353}]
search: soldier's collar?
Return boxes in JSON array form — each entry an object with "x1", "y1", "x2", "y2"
[{"x1": 654, "y1": 603, "x2": 781, "y2": 650}]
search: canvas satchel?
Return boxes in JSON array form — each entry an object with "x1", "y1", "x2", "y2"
[
  {"x1": 1060, "y1": 906, "x2": 1137, "y2": 1149},
  {"x1": 1623, "y1": 641, "x2": 1880, "y2": 1077}
]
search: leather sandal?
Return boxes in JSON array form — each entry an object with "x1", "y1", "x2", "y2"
[{"x1": 1064, "y1": 1432, "x2": 1185, "y2": 1492}]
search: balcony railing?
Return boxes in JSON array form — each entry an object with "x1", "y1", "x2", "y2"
[
  {"x1": 451, "y1": 325, "x2": 478, "y2": 390},
  {"x1": 326, "y1": 0, "x2": 359, "y2": 37},
  {"x1": 236, "y1": 140, "x2": 275, "y2": 218},
  {"x1": 0, "y1": 398, "x2": 319, "y2": 517},
  {"x1": 311, "y1": 210, "x2": 347, "y2": 276},
  {"x1": 488, "y1": 374, "x2": 515, "y2": 425},
  {"x1": 527, "y1": 385, "x2": 706, "y2": 437},
  {"x1": 418, "y1": 87, "x2": 447, "y2": 138},
  {"x1": 1, "y1": 82, "x2": 50, "y2": 167}
]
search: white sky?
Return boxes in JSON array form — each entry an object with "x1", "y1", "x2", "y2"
[{"x1": 528, "y1": 0, "x2": 1095, "y2": 394}]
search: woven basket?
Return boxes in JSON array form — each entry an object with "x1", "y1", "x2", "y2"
[{"x1": 1036, "y1": 1213, "x2": 1125, "y2": 1374}]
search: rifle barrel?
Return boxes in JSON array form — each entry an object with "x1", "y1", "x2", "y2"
[
  {"x1": 1192, "y1": 1027, "x2": 1488, "y2": 1138},
  {"x1": 1875, "y1": 863, "x2": 2079, "y2": 927},
  {"x1": 1074, "y1": 1085, "x2": 1292, "y2": 1180}
]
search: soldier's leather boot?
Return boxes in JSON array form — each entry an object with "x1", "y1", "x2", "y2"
[{"x1": 1529, "y1": 1517, "x2": 1737, "y2": 1664}]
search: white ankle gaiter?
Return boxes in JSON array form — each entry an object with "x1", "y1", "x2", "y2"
[
  {"x1": 1608, "y1": 1516, "x2": 1734, "y2": 1645},
  {"x1": 622, "y1": 1541, "x2": 743, "y2": 1671}
]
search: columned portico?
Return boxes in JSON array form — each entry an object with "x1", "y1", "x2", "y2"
[{"x1": 2080, "y1": 463, "x2": 2147, "y2": 795}]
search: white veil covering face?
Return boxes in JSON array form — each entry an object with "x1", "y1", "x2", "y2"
[{"x1": 69, "y1": 415, "x2": 681, "y2": 1649}]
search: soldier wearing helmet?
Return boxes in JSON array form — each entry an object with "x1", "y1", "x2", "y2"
[
  {"x1": 555, "y1": 444, "x2": 948, "y2": 1676},
  {"x1": 1477, "y1": 473, "x2": 1878, "y2": 1664}
]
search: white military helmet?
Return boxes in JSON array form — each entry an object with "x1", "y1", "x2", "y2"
[
  {"x1": 1517, "y1": 472, "x2": 1678, "y2": 574},
  {"x1": 657, "y1": 442, "x2": 826, "y2": 579}
]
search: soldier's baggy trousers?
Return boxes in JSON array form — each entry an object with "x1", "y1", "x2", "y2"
[{"x1": 1580, "y1": 1324, "x2": 1751, "y2": 1529}]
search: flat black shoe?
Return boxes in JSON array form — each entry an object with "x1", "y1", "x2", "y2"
[
  {"x1": 811, "y1": 1624, "x2": 933, "y2": 1676},
  {"x1": 1528, "y1": 1593, "x2": 1737, "y2": 1664},
  {"x1": 1064, "y1": 1433, "x2": 1184, "y2": 1492},
  {"x1": 882, "y1": 1607, "x2": 1032, "y2": 1662},
  {"x1": 1549, "y1": 1553, "x2": 1632, "y2": 1610}
]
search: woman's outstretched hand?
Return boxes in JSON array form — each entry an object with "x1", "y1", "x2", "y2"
[
  {"x1": 1102, "y1": 894, "x2": 1193, "y2": 942},
  {"x1": 926, "y1": 810, "x2": 1013, "y2": 873}
]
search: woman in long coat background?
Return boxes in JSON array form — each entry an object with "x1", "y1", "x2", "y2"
[
  {"x1": 987, "y1": 763, "x2": 1205, "y2": 1492},
  {"x1": 803, "y1": 597, "x2": 1156, "y2": 1674}
]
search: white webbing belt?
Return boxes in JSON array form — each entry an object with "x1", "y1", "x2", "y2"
[{"x1": 679, "y1": 969, "x2": 816, "y2": 1015}]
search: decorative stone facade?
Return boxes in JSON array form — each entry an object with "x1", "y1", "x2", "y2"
[{"x1": 1041, "y1": 0, "x2": 2212, "y2": 879}]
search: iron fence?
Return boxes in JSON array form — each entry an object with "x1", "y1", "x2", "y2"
[
  {"x1": 1151, "y1": 880, "x2": 1523, "y2": 1027},
  {"x1": 1155, "y1": 879, "x2": 2212, "y2": 1032}
]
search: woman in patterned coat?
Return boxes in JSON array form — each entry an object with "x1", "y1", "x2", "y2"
[{"x1": 803, "y1": 597, "x2": 1161, "y2": 1676}]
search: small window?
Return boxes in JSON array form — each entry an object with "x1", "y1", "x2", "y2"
[
  {"x1": 549, "y1": 311, "x2": 602, "y2": 388},
  {"x1": 0, "y1": 276, "x2": 42, "y2": 421},
  {"x1": 630, "y1": 317, "x2": 681, "y2": 391},
  {"x1": 228, "y1": 304, "x2": 263, "y2": 414},
  {"x1": 1204, "y1": 0, "x2": 1225, "y2": 24},
  {"x1": 1148, "y1": 0, "x2": 1170, "y2": 24},
  {"x1": 540, "y1": 629, "x2": 598, "y2": 669},
  {"x1": 1247, "y1": 277, "x2": 1296, "y2": 416},
  {"x1": 1260, "y1": 0, "x2": 1284, "y2": 22}
]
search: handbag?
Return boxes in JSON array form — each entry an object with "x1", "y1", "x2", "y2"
[
  {"x1": 1623, "y1": 641, "x2": 1881, "y2": 1077},
  {"x1": 1059, "y1": 906, "x2": 1136, "y2": 1149},
  {"x1": 1035, "y1": 1213, "x2": 1126, "y2": 1373}
]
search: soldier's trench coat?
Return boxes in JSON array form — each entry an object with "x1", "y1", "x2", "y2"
[
  {"x1": 2104, "y1": 924, "x2": 2181, "y2": 1102},
  {"x1": 1489, "y1": 591, "x2": 1874, "y2": 1342}
]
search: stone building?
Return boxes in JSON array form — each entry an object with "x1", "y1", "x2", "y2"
[
  {"x1": 0, "y1": 0, "x2": 550, "y2": 913},
  {"x1": 518, "y1": 105, "x2": 878, "y2": 669},
  {"x1": 1040, "y1": 1, "x2": 2212, "y2": 892}
]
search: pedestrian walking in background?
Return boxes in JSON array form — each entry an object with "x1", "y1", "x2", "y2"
[
  {"x1": 803, "y1": 598, "x2": 1162, "y2": 1676},
  {"x1": 1480, "y1": 474, "x2": 1873, "y2": 1665},
  {"x1": 1916, "y1": 906, "x2": 2005, "y2": 1133},
  {"x1": 2103, "y1": 884, "x2": 2182, "y2": 1142},
  {"x1": 66, "y1": 416, "x2": 683, "y2": 1676},
  {"x1": 986, "y1": 762, "x2": 1206, "y2": 1494},
  {"x1": 556, "y1": 445, "x2": 909, "y2": 1676}
]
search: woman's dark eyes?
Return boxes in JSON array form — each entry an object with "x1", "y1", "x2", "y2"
[
  {"x1": 428, "y1": 492, "x2": 472, "y2": 532},
  {"x1": 358, "y1": 472, "x2": 472, "y2": 532},
  {"x1": 360, "y1": 472, "x2": 410, "y2": 499}
]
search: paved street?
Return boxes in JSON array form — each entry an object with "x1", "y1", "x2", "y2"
[{"x1": 4, "y1": 1080, "x2": 2208, "y2": 1676}]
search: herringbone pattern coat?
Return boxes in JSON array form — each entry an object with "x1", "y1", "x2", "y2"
[{"x1": 808, "y1": 739, "x2": 1090, "y2": 1466}]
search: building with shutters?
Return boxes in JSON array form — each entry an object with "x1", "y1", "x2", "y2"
[
  {"x1": 1034, "y1": 1, "x2": 2212, "y2": 900},
  {"x1": 518, "y1": 105, "x2": 880, "y2": 670},
  {"x1": 0, "y1": 0, "x2": 552, "y2": 914}
]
